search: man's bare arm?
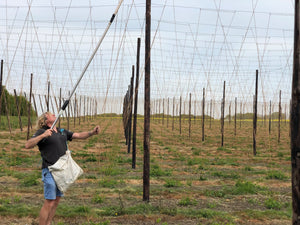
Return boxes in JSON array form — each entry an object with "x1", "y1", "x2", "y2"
[
  {"x1": 25, "y1": 129, "x2": 53, "y2": 149},
  {"x1": 72, "y1": 126, "x2": 100, "y2": 139}
]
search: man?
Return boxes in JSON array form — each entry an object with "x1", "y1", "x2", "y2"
[{"x1": 25, "y1": 112, "x2": 100, "y2": 225}]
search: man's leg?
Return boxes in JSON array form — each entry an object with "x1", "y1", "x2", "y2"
[
  {"x1": 46, "y1": 197, "x2": 61, "y2": 225},
  {"x1": 39, "y1": 199, "x2": 57, "y2": 225}
]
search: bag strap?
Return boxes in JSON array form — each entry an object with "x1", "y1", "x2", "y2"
[{"x1": 60, "y1": 128, "x2": 69, "y2": 150}]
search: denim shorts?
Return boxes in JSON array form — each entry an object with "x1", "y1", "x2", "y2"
[{"x1": 42, "y1": 168, "x2": 63, "y2": 200}]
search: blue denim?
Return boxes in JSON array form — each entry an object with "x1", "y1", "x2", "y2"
[{"x1": 42, "y1": 168, "x2": 63, "y2": 199}]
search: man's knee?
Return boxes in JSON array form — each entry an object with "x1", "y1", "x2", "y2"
[{"x1": 44, "y1": 199, "x2": 58, "y2": 209}]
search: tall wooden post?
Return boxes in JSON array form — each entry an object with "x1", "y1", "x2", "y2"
[
  {"x1": 278, "y1": 90, "x2": 281, "y2": 143},
  {"x1": 179, "y1": 96, "x2": 182, "y2": 134},
  {"x1": 291, "y1": 0, "x2": 300, "y2": 222},
  {"x1": 143, "y1": 0, "x2": 151, "y2": 202},
  {"x1": 162, "y1": 99, "x2": 165, "y2": 125},
  {"x1": 78, "y1": 95, "x2": 81, "y2": 125},
  {"x1": 221, "y1": 81, "x2": 225, "y2": 147},
  {"x1": 67, "y1": 91, "x2": 70, "y2": 130},
  {"x1": 3, "y1": 91, "x2": 11, "y2": 133},
  {"x1": 202, "y1": 88, "x2": 205, "y2": 141},
  {"x1": 234, "y1": 97, "x2": 237, "y2": 136},
  {"x1": 189, "y1": 93, "x2": 191, "y2": 138},
  {"x1": 47, "y1": 81, "x2": 50, "y2": 112},
  {"x1": 74, "y1": 94, "x2": 76, "y2": 128},
  {"x1": 27, "y1": 74, "x2": 33, "y2": 140},
  {"x1": 0, "y1": 60, "x2": 3, "y2": 124},
  {"x1": 253, "y1": 70, "x2": 258, "y2": 156},
  {"x1": 167, "y1": 98, "x2": 169, "y2": 128},
  {"x1": 132, "y1": 37, "x2": 140, "y2": 169},
  {"x1": 229, "y1": 102, "x2": 231, "y2": 125},
  {"x1": 210, "y1": 99, "x2": 212, "y2": 129},
  {"x1": 0, "y1": 61, "x2": 12, "y2": 133},
  {"x1": 240, "y1": 102, "x2": 242, "y2": 128},
  {"x1": 172, "y1": 97, "x2": 175, "y2": 131},
  {"x1": 59, "y1": 88, "x2": 61, "y2": 127},
  {"x1": 269, "y1": 100, "x2": 272, "y2": 135},
  {"x1": 128, "y1": 66, "x2": 134, "y2": 154}
]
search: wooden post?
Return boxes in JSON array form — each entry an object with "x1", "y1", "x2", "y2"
[
  {"x1": 172, "y1": 97, "x2": 175, "y2": 131},
  {"x1": 132, "y1": 37, "x2": 140, "y2": 169},
  {"x1": 291, "y1": 0, "x2": 300, "y2": 222},
  {"x1": 14, "y1": 89, "x2": 23, "y2": 131},
  {"x1": 143, "y1": 0, "x2": 151, "y2": 202},
  {"x1": 83, "y1": 96, "x2": 86, "y2": 122},
  {"x1": 194, "y1": 100, "x2": 196, "y2": 124},
  {"x1": 278, "y1": 90, "x2": 281, "y2": 143},
  {"x1": 67, "y1": 92, "x2": 70, "y2": 130},
  {"x1": 269, "y1": 100, "x2": 272, "y2": 135},
  {"x1": 59, "y1": 88, "x2": 61, "y2": 127},
  {"x1": 202, "y1": 88, "x2": 205, "y2": 141},
  {"x1": 78, "y1": 95, "x2": 81, "y2": 125},
  {"x1": 240, "y1": 102, "x2": 242, "y2": 128},
  {"x1": 74, "y1": 94, "x2": 76, "y2": 128},
  {"x1": 229, "y1": 102, "x2": 231, "y2": 125},
  {"x1": 253, "y1": 69, "x2": 258, "y2": 156},
  {"x1": 179, "y1": 96, "x2": 182, "y2": 135},
  {"x1": 235, "y1": 97, "x2": 237, "y2": 136},
  {"x1": 167, "y1": 98, "x2": 169, "y2": 128},
  {"x1": 162, "y1": 98, "x2": 165, "y2": 126},
  {"x1": 3, "y1": 91, "x2": 11, "y2": 133},
  {"x1": 27, "y1": 74, "x2": 33, "y2": 140},
  {"x1": 127, "y1": 65, "x2": 134, "y2": 154},
  {"x1": 47, "y1": 81, "x2": 50, "y2": 112},
  {"x1": 210, "y1": 99, "x2": 212, "y2": 129},
  {"x1": 221, "y1": 81, "x2": 225, "y2": 147},
  {"x1": 189, "y1": 93, "x2": 191, "y2": 138},
  {"x1": 0, "y1": 60, "x2": 3, "y2": 124}
]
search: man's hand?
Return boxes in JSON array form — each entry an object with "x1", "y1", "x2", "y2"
[
  {"x1": 92, "y1": 126, "x2": 100, "y2": 135},
  {"x1": 43, "y1": 129, "x2": 53, "y2": 138}
]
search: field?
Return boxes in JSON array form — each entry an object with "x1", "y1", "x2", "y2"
[{"x1": 0, "y1": 115, "x2": 291, "y2": 224}]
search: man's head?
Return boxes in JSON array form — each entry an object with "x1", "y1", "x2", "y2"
[{"x1": 37, "y1": 112, "x2": 56, "y2": 129}]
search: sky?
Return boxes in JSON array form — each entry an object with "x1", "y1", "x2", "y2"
[{"x1": 0, "y1": 0, "x2": 295, "y2": 116}]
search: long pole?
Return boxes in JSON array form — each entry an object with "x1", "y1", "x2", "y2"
[
  {"x1": 202, "y1": 88, "x2": 205, "y2": 141},
  {"x1": 127, "y1": 66, "x2": 134, "y2": 154},
  {"x1": 143, "y1": 0, "x2": 151, "y2": 202},
  {"x1": 132, "y1": 37, "x2": 141, "y2": 169},
  {"x1": 189, "y1": 93, "x2": 191, "y2": 138},
  {"x1": 51, "y1": 0, "x2": 124, "y2": 129},
  {"x1": 291, "y1": 0, "x2": 300, "y2": 223},
  {"x1": 278, "y1": 90, "x2": 281, "y2": 143},
  {"x1": 221, "y1": 81, "x2": 225, "y2": 147},
  {"x1": 253, "y1": 70, "x2": 258, "y2": 156},
  {"x1": 0, "y1": 60, "x2": 3, "y2": 124}
]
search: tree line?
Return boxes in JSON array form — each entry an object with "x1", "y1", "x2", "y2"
[{"x1": 1, "y1": 86, "x2": 36, "y2": 117}]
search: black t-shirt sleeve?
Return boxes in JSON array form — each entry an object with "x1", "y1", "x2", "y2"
[{"x1": 61, "y1": 128, "x2": 73, "y2": 141}]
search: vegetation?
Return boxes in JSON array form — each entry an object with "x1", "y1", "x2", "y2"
[
  {"x1": 0, "y1": 114, "x2": 292, "y2": 224},
  {"x1": 0, "y1": 86, "x2": 36, "y2": 117}
]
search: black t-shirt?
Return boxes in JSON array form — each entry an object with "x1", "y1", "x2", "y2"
[{"x1": 33, "y1": 127, "x2": 73, "y2": 169}]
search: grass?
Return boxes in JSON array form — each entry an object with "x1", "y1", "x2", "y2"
[{"x1": 0, "y1": 116, "x2": 292, "y2": 224}]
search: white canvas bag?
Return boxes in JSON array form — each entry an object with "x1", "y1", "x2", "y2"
[{"x1": 48, "y1": 150, "x2": 83, "y2": 193}]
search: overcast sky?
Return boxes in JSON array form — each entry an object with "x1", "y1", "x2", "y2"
[{"x1": 0, "y1": 0, "x2": 295, "y2": 115}]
